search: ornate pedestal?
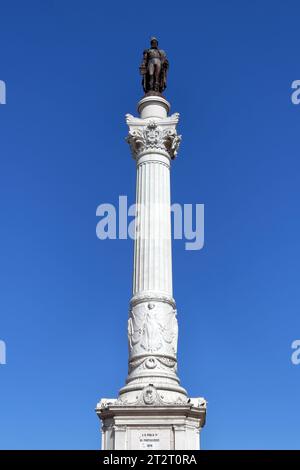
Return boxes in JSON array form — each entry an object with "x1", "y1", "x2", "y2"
[
  {"x1": 98, "y1": 401, "x2": 206, "y2": 450},
  {"x1": 96, "y1": 95, "x2": 206, "y2": 450}
]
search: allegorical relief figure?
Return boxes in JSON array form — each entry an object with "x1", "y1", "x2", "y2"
[
  {"x1": 140, "y1": 37, "x2": 169, "y2": 95},
  {"x1": 128, "y1": 303, "x2": 178, "y2": 354}
]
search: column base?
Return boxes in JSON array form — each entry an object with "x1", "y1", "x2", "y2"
[{"x1": 96, "y1": 389, "x2": 206, "y2": 450}]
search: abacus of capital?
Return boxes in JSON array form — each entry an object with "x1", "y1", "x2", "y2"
[{"x1": 96, "y1": 38, "x2": 206, "y2": 450}]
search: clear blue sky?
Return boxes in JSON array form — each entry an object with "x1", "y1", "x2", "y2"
[{"x1": 0, "y1": 0, "x2": 300, "y2": 450}]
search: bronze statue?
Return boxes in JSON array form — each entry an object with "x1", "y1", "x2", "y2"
[{"x1": 140, "y1": 37, "x2": 169, "y2": 95}]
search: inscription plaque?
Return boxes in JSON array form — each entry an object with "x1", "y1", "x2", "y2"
[{"x1": 129, "y1": 428, "x2": 172, "y2": 450}]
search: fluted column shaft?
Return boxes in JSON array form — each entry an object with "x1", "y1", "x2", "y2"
[{"x1": 133, "y1": 154, "x2": 172, "y2": 297}]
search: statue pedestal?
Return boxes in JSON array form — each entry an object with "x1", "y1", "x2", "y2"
[{"x1": 96, "y1": 398, "x2": 206, "y2": 450}]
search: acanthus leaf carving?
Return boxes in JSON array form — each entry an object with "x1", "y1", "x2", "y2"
[{"x1": 126, "y1": 118, "x2": 181, "y2": 160}]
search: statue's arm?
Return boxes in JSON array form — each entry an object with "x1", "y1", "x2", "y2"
[
  {"x1": 160, "y1": 50, "x2": 169, "y2": 70},
  {"x1": 140, "y1": 49, "x2": 148, "y2": 75}
]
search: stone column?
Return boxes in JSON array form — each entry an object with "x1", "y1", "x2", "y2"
[
  {"x1": 118, "y1": 95, "x2": 187, "y2": 405},
  {"x1": 96, "y1": 95, "x2": 206, "y2": 450}
]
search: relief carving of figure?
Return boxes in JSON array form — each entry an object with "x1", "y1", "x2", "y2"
[{"x1": 128, "y1": 303, "x2": 178, "y2": 355}]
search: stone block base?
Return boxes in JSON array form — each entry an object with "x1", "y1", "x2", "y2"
[{"x1": 96, "y1": 400, "x2": 206, "y2": 450}]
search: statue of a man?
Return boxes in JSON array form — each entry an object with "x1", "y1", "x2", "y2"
[{"x1": 140, "y1": 37, "x2": 169, "y2": 95}]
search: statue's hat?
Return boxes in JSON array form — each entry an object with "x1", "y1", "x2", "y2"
[{"x1": 150, "y1": 36, "x2": 158, "y2": 43}]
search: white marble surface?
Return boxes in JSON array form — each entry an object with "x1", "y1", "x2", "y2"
[
  {"x1": 97, "y1": 96, "x2": 206, "y2": 449},
  {"x1": 97, "y1": 397, "x2": 206, "y2": 450}
]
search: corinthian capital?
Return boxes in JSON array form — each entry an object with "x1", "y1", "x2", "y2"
[{"x1": 126, "y1": 113, "x2": 182, "y2": 160}]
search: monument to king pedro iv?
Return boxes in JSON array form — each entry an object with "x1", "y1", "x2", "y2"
[{"x1": 96, "y1": 37, "x2": 206, "y2": 450}]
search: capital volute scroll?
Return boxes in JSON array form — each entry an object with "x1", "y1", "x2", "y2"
[{"x1": 126, "y1": 113, "x2": 182, "y2": 161}]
